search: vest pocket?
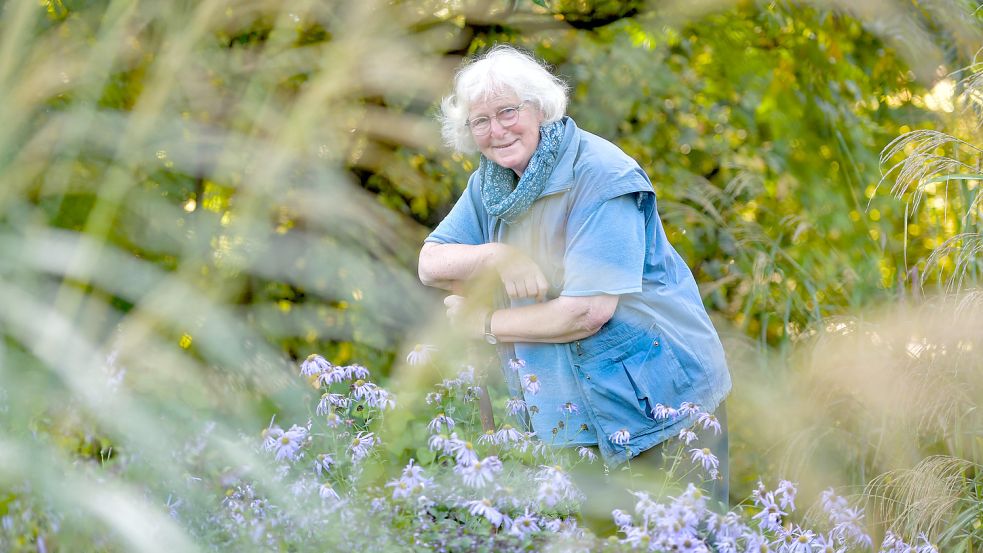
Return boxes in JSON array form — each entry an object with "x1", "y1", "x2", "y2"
[
  {"x1": 574, "y1": 322, "x2": 691, "y2": 443},
  {"x1": 620, "y1": 324, "x2": 693, "y2": 418}
]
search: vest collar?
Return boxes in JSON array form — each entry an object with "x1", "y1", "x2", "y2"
[{"x1": 539, "y1": 116, "x2": 579, "y2": 197}]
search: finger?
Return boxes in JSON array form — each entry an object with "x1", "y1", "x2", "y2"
[
  {"x1": 535, "y1": 274, "x2": 549, "y2": 301},
  {"x1": 505, "y1": 281, "x2": 519, "y2": 300},
  {"x1": 522, "y1": 278, "x2": 538, "y2": 299}
]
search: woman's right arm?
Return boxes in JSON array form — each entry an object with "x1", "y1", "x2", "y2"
[
  {"x1": 419, "y1": 242, "x2": 550, "y2": 300},
  {"x1": 417, "y1": 242, "x2": 501, "y2": 290}
]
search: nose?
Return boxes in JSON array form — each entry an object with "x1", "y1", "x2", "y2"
[{"x1": 488, "y1": 117, "x2": 510, "y2": 137}]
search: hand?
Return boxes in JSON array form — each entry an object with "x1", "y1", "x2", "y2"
[
  {"x1": 490, "y1": 244, "x2": 549, "y2": 302},
  {"x1": 443, "y1": 295, "x2": 487, "y2": 340}
]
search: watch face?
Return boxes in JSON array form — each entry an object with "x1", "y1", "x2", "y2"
[{"x1": 484, "y1": 333, "x2": 498, "y2": 345}]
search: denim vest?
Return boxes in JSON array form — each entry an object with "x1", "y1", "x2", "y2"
[{"x1": 426, "y1": 117, "x2": 731, "y2": 465}]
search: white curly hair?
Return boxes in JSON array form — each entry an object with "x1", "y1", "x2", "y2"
[{"x1": 439, "y1": 45, "x2": 568, "y2": 154}]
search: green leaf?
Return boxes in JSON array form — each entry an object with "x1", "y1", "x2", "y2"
[{"x1": 415, "y1": 446, "x2": 436, "y2": 465}]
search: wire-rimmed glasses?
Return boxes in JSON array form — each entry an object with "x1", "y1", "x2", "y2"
[{"x1": 465, "y1": 102, "x2": 526, "y2": 136}]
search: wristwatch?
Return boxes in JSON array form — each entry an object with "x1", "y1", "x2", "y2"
[{"x1": 483, "y1": 310, "x2": 498, "y2": 345}]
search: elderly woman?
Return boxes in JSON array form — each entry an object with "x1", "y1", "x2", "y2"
[{"x1": 418, "y1": 46, "x2": 731, "y2": 497}]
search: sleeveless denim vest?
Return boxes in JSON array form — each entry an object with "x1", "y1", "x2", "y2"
[{"x1": 426, "y1": 117, "x2": 731, "y2": 465}]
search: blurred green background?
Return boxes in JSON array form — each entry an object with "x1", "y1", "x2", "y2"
[{"x1": 1, "y1": 0, "x2": 981, "y2": 550}]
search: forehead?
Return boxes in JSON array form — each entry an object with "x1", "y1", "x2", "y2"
[{"x1": 468, "y1": 91, "x2": 520, "y2": 115}]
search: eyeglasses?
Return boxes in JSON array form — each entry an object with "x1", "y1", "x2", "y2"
[{"x1": 465, "y1": 103, "x2": 525, "y2": 136}]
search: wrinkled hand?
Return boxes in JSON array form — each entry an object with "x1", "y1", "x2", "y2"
[
  {"x1": 491, "y1": 244, "x2": 549, "y2": 302},
  {"x1": 443, "y1": 295, "x2": 487, "y2": 339}
]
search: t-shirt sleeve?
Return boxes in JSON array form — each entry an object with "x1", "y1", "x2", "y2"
[
  {"x1": 561, "y1": 193, "x2": 646, "y2": 296},
  {"x1": 424, "y1": 176, "x2": 488, "y2": 246}
]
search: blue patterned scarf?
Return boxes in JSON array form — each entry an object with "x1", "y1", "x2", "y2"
[{"x1": 479, "y1": 120, "x2": 565, "y2": 225}]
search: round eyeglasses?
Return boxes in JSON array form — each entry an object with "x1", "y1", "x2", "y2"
[{"x1": 465, "y1": 103, "x2": 526, "y2": 136}]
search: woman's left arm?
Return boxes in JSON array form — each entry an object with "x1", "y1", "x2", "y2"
[{"x1": 444, "y1": 293, "x2": 619, "y2": 343}]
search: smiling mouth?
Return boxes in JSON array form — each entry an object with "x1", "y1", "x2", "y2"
[{"x1": 493, "y1": 140, "x2": 517, "y2": 150}]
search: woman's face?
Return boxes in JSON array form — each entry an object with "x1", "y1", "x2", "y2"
[{"x1": 469, "y1": 93, "x2": 544, "y2": 176}]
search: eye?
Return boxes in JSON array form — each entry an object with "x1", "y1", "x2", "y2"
[
  {"x1": 469, "y1": 116, "x2": 489, "y2": 128},
  {"x1": 498, "y1": 107, "x2": 518, "y2": 118}
]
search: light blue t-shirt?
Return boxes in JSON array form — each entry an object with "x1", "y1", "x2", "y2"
[{"x1": 426, "y1": 117, "x2": 731, "y2": 465}]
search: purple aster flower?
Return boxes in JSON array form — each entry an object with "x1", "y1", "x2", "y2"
[
  {"x1": 455, "y1": 456, "x2": 502, "y2": 488},
  {"x1": 541, "y1": 518, "x2": 562, "y2": 533},
  {"x1": 652, "y1": 403, "x2": 678, "y2": 420},
  {"x1": 577, "y1": 446, "x2": 598, "y2": 463},
  {"x1": 742, "y1": 532, "x2": 770, "y2": 552},
  {"x1": 536, "y1": 465, "x2": 581, "y2": 506},
  {"x1": 821, "y1": 488, "x2": 872, "y2": 549},
  {"x1": 538, "y1": 479, "x2": 562, "y2": 507},
  {"x1": 494, "y1": 424, "x2": 523, "y2": 445},
  {"x1": 350, "y1": 379, "x2": 376, "y2": 401},
  {"x1": 559, "y1": 402, "x2": 579, "y2": 414},
  {"x1": 262, "y1": 422, "x2": 283, "y2": 450},
  {"x1": 427, "y1": 433, "x2": 452, "y2": 455},
  {"x1": 313, "y1": 453, "x2": 335, "y2": 477},
  {"x1": 267, "y1": 424, "x2": 308, "y2": 462},
  {"x1": 776, "y1": 479, "x2": 797, "y2": 511},
  {"x1": 324, "y1": 411, "x2": 342, "y2": 428},
  {"x1": 521, "y1": 373, "x2": 541, "y2": 395},
  {"x1": 751, "y1": 487, "x2": 787, "y2": 532},
  {"x1": 781, "y1": 525, "x2": 817, "y2": 553},
  {"x1": 348, "y1": 431, "x2": 378, "y2": 462},
  {"x1": 689, "y1": 447, "x2": 719, "y2": 478},
  {"x1": 386, "y1": 477, "x2": 413, "y2": 500},
  {"x1": 697, "y1": 412, "x2": 721, "y2": 435},
  {"x1": 477, "y1": 430, "x2": 497, "y2": 446},
  {"x1": 427, "y1": 413, "x2": 455, "y2": 433},
  {"x1": 508, "y1": 358, "x2": 526, "y2": 371},
  {"x1": 609, "y1": 428, "x2": 631, "y2": 446},
  {"x1": 366, "y1": 388, "x2": 396, "y2": 410},
  {"x1": 386, "y1": 462, "x2": 431, "y2": 501},
  {"x1": 808, "y1": 533, "x2": 838, "y2": 552},
  {"x1": 456, "y1": 366, "x2": 476, "y2": 385},
  {"x1": 531, "y1": 440, "x2": 550, "y2": 458},
  {"x1": 678, "y1": 401, "x2": 701, "y2": 416},
  {"x1": 465, "y1": 498, "x2": 507, "y2": 527},
  {"x1": 344, "y1": 363, "x2": 370, "y2": 380},
  {"x1": 679, "y1": 427, "x2": 698, "y2": 445},
  {"x1": 448, "y1": 437, "x2": 479, "y2": 466},
  {"x1": 509, "y1": 509, "x2": 541, "y2": 536},
  {"x1": 612, "y1": 508, "x2": 633, "y2": 529},
  {"x1": 400, "y1": 459, "x2": 429, "y2": 488},
  {"x1": 506, "y1": 397, "x2": 527, "y2": 416},
  {"x1": 425, "y1": 391, "x2": 442, "y2": 405},
  {"x1": 316, "y1": 393, "x2": 347, "y2": 416},
  {"x1": 300, "y1": 354, "x2": 332, "y2": 377},
  {"x1": 881, "y1": 531, "x2": 910, "y2": 552},
  {"x1": 318, "y1": 367, "x2": 347, "y2": 386},
  {"x1": 319, "y1": 483, "x2": 340, "y2": 501},
  {"x1": 405, "y1": 344, "x2": 436, "y2": 366},
  {"x1": 621, "y1": 526, "x2": 651, "y2": 548}
]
